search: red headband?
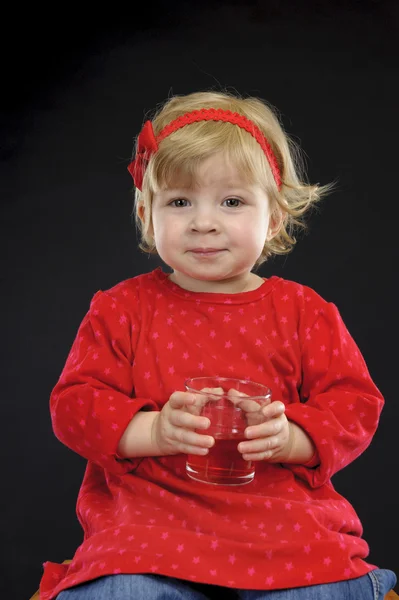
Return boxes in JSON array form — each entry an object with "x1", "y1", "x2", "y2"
[{"x1": 127, "y1": 108, "x2": 282, "y2": 191}]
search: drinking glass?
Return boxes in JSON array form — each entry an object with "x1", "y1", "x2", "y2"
[{"x1": 184, "y1": 376, "x2": 272, "y2": 485}]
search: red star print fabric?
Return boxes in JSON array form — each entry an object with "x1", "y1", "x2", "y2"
[{"x1": 40, "y1": 268, "x2": 383, "y2": 598}]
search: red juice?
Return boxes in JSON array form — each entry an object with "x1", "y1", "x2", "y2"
[{"x1": 186, "y1": 434, "x2": 254, "y2": 485}]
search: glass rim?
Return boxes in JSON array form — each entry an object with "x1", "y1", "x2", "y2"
[{"x1": 184, "y1": 376, "x2": 271, "y2": 399}]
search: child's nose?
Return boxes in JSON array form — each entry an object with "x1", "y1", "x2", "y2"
[{"x1": 189, "y1": 209, "x2": 220, "y2": 232}]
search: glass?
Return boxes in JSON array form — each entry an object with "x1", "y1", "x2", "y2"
[{"x1": 184, "y1": 376, "x2": 272, "y2": 486}]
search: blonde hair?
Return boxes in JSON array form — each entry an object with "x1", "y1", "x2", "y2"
[{"x1": 131, "y1": 89, "x2": 335, "y2": 268}]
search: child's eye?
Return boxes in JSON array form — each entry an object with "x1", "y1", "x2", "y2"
[
  {"x1": 169, "y1": 198, "x2": 189, "y2": 207},
  {"x1": 224, "y1": 198, "x2": 242, "y2": 207}
]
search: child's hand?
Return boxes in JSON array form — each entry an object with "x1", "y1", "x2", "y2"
[
  {"x1": 238, "y1": 400, "x2": 294, "y2": 462},
  {"x1": 152, "y1": 391, "x2": 215, "y2": 456}
]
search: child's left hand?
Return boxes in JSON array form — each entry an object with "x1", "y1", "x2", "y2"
[{"x1": 238, "y1": 400, "x2": 294, "y2": 462}]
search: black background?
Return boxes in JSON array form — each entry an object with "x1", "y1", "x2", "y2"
[{"x1": 2, "y1": 1, "x2": 398, "y2": 598}]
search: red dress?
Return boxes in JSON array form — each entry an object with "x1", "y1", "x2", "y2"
[{"x1": 40, "y1": 268, "x2": 383, "y2": 598}]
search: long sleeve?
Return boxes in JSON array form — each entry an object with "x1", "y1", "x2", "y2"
[
  {"x1": 50, "y1": 289, "x2": 157, "y2": 475},
  {"x1": 284, "y1": 301, "x2": 384, "y2": 488}
]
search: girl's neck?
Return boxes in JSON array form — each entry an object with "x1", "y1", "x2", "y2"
[{"x1": 167, "y1": 271, "x2": 265, "y2": 294}]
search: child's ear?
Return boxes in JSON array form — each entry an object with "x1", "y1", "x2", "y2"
[
  {"x1": 137, "y1": 203, "x2": 145, "y2": 224},
  {"x1": 267, "y1": 209, "x2": 284, "y2": 241},
  {"x1": 137, "y1": 203, "x2": 154, "y2": 237}
]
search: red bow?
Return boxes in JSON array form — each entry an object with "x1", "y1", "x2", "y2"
[{"x1": 127, "y1": 120, "x2": 158, "y2": 191}]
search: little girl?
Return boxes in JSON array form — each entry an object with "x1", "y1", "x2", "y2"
[{"x1": 40, "y1": 90, "x2": 397, "y2": 599}]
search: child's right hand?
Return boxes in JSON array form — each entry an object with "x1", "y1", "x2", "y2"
[{"x1": 151, "y1": 391, "x2": 215, "y2": 456}]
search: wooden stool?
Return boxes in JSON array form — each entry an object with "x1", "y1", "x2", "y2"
[{"x1": 29, "y1": 561, "x2": 398, "y2": 599}]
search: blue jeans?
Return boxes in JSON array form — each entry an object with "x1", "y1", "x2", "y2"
[{"x1": 56, "y1": 569, "x2": 396, "y2": 600}]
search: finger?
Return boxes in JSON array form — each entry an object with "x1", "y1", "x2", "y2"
[
  {"x1": 245, "y1": 414, "x2": 285, "y2": 440},
  {"x1": 261, "y1": 401, "x2": 285, "y2": 419},
  {"x1": 243, "y1": 398, "x2": 274, "y2": 427},
  {"x1": 227, "y1": 388, "x2": 248, "y2": 397},
  {"x1": 245, "y1": 411, "x2": 268, "y2": 427},
  {"x1": 174, "y1": 428, "x2": 215, "y2": 449},
  {"x1": 200, "y1": 387, "x2": 224, "y2": 402},
  {"x1": 171, "y1": 409, "x2": 210, "y2": 430},
  {"x1": 227, "y1": 388, "x2": 248, "y2": 407},
  {"x1": 227, "y1": 390, "x2": 267, "y2": 413},
  {"x1": 238, "y1": 436, "x2": 280, "y2": 454},
  {"x1": 242, "y1": 450, "x2": 273, "y2": 462},
  {"x1": 178, "y1": 444, "x2": 211, "y2": 456},
  {"x1": 169, "y1": 391, "x2": 197, "y2": 409},
  {"x1": 235, "y1": 398, "x2": 263, "y2": 412},
  {"x1": 169, "y1": 392, "x2": 208, "y2": 417}
]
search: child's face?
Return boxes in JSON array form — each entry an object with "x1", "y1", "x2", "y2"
[{"x1": 150, "y1": 152, "x2": 273, "y2": 293}]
